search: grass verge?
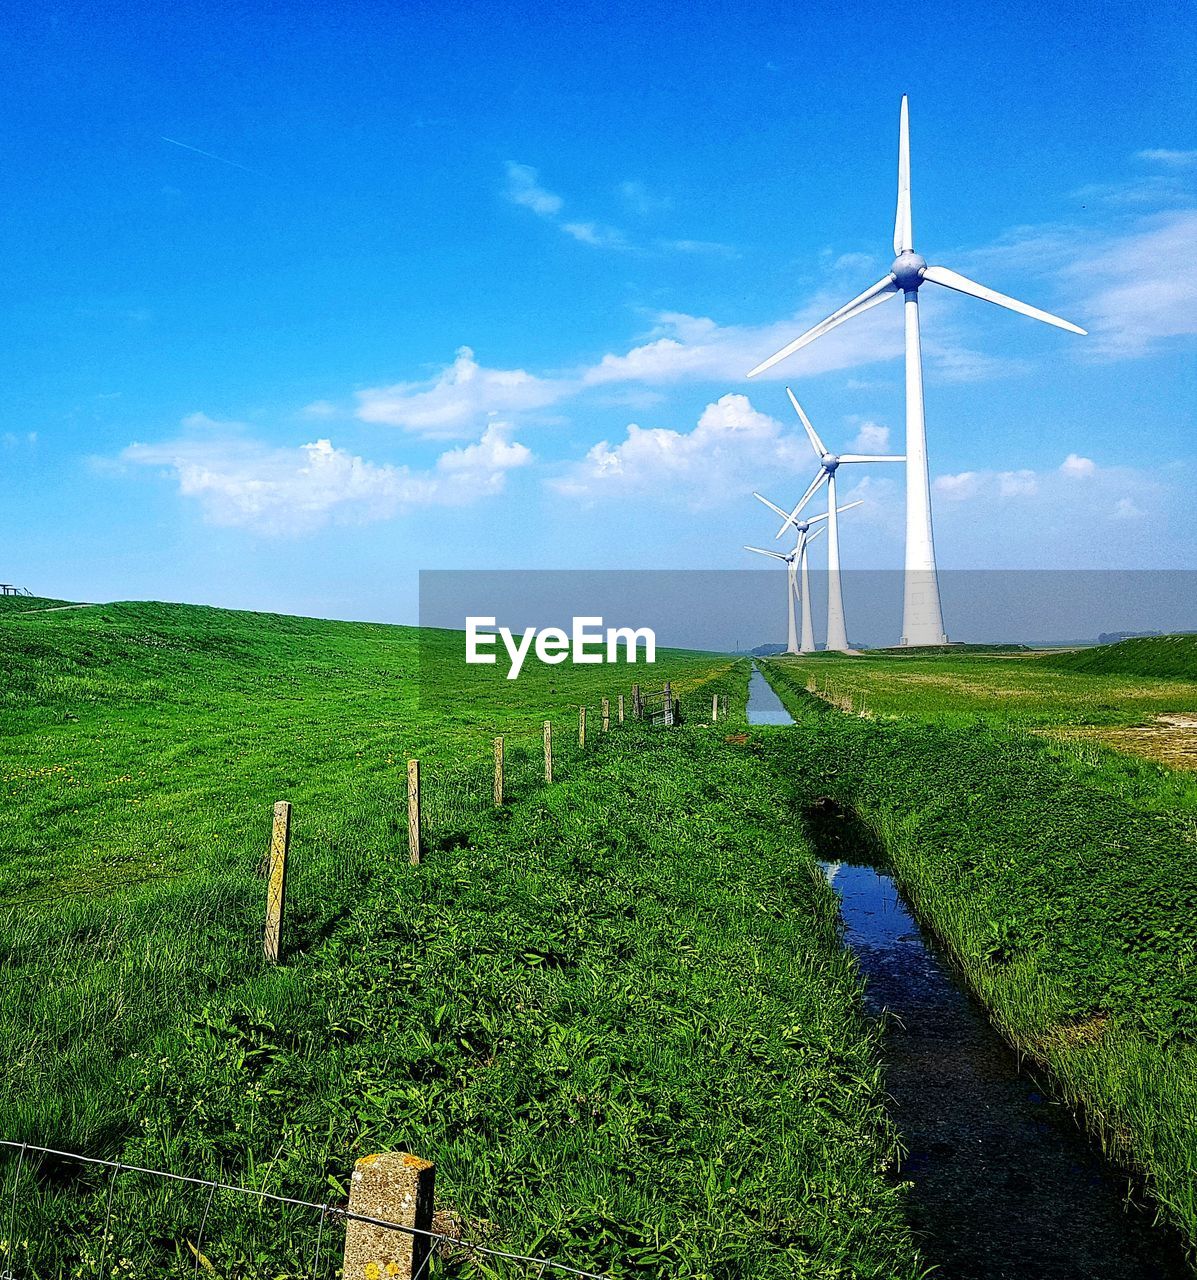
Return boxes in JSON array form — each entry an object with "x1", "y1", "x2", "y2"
[{"x1": 763, "y1": 660, "x2": 1197, "y2": 1259}]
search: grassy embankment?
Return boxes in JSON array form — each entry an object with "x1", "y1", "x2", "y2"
[
  {"x1": 763, "y1": 653, "x2": 1197, "y2": 1258},
  {"x1": 1, "y1": 602, "x2": 925, "y2": 1279},
  {"x1": 780, "y1": 638, "x2": 1197, "y2": 796}
]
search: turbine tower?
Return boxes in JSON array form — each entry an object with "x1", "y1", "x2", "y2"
[
  {"x1": 747, "y1": 96, "x2": 1087, "y2": 646},
  {"x1": 766, "y1": 390, "x2": 901, "y2": 652}
]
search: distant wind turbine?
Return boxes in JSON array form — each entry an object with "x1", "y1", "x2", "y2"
[
  {"x1": 765, "y1": 389, "x2": 901, "y2": 652},
  {"x1": 748, "y1": 494, "x2": 863, "y2": 653},
  {"x1": 745, "y1": 522, "x2": 824, "y2": 654},
  {"x1": 747, "y1": 96, "x2": 1087, "y2": 646}
]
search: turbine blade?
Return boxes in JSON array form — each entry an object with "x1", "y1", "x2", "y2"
[
  {"x1": 838, "y1": 453, "x2": 905, "y2": 463},
  {"x1": 746, "y1": 276, "x2": 899, "y2": 378},
  {"x1": 752, "y1": 491, "x2": 792, "y2": 522},
  {"x1": 921, "y1": 265, "x2": 1087, "y2": 335},
  {"x1": 774, "y1": 470, "x2": 829, "y2": 539},
  {"x1": 785, "y1": 387, "x2": 828, "y2": 457},
  {"x1": 836, "y1": 499, "x2": 865, "y2": 514},
  {"x1": 807, "y1": 524, "x2": 826, "y2": 543},
  {"x1": 894, "y1": 95, "x2": 912, "y2": 254},
  {"x1": 744, "y1": 545, "x2": 787, "y2": 561},
  {"x1": 805, "y1": 509, "x2": 830, "y2": 525}
]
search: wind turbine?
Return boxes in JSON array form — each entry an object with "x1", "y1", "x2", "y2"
[
  {"x1": 767, "y1": 389, "x2": 902, "y2": 652},
  {"x1": 748, "y1": 494, "x2": 863, "y2": 652},
  {"x1": 745, "y1": 522, "x2": 825, "y2": 654},
  {"x1": 747, "y1": 96, "x2": 1086, "y2": 646}
]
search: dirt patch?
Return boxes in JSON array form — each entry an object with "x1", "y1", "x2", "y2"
[{"x1": 1046, "y1": 714, "x2": 1197, "y2": 771}]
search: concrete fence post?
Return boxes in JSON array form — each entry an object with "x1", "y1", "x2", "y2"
[
  {"x1": 618, "y1": 694, "x2": 625, "y2": 724},
  {"x1": 343, "y1": 1152, "x2": 436, "y2": 1280},
  {"x1": 493, "y1": 736, "x2": 504, "y2": 807},
  {"x1": 601, "y1": 698, "x2": 610, "y2": 733},
  {"x1": 579, "y1": 705, "x2": 586, "y2": 748},
  {"x1": 712, "y1": 692, "x2": 719, "y2": 722},
  {"x1": 263, "y1": 800, "x2": 290, "y2": 964},
  {"x1": 543, "y1": 720, "x2": 552, "y2": 784},
  {"x1": 407, "y1": 760, "x2": 421, "y2": 866}
]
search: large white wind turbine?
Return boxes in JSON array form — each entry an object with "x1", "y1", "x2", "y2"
[
  {"x1": 745, "y1": 522, "x2": 825, "y2": 654},
  {"x1": 747, "y1": 96, "x2": 1086, "y2": 646},
  {"x1": 768, "y1": 389, "x2": 902, "y2": 652}
]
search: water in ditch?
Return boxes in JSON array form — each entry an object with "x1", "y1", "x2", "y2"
[{"x1": 744, "y1": 671, "x2": 1190, "y2": 1278}]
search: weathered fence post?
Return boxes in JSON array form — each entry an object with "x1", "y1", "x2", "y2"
[
  {"x1": 493, "y1": 735, "x2": 504, "y2": 807},
  {"x1": 543, "y1": 719, "x2": 552, "y2": 783},
  {"x1": 264, "y1": 800, "x2": 290, "y2": 964},
  {"x1": 618, "y1": 694, "x2": 625, "y2": 724},
  {"x1": 579, "y1": 705, "x2": 586, "y2": 748},
  {"x1": 632, "y1": 683, "x2": 642, "y2": 718},
  {"x1": 407, "y1": 760, "x2": 421, "y2": 865},
  {"x1": 343, "y1": 1152, "x2": 436, "y2": 1280},
  {"x1": 601, "y1": 697, "x2": 610, "y2": 732},
  {"x1": 712, "y1": 692, "x2": 719, "y2": 722},
  {"x1": 664, "y1": 682, "x2": 674, "y2": 727}
]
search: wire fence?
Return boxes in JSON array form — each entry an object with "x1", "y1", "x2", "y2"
[
  {"x1": 1, "y1": 667, "x2": 743, "y2": 1279},
  {"x1": 0, "y1": 1140, "x2": 610, "y2": 1280}
]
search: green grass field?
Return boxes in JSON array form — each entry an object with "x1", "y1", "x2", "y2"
[
  {"x1": 772, "y1": 638, "x2": 1197, "y2": 794},
  {"x1": 9, "y1": 604, "x2": 1197, "y2": 1276},
  {"x1": 0, "y1": 602, "x2": 926, "y2": 1279},
  {"x1": 763, "y1": 657, "x2": 1197, "y2": 1255}
]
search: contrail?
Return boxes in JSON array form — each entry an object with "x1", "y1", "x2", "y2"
[{"x1": 161, "y1": 136, "x2": 262, "y2": 176}]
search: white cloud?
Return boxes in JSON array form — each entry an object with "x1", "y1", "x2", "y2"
[
  {"x1": 618, "y1": 180, "x2": 671, "y2": 215},
  {"x1": 301, "y1": 400, "x2": 338, "y2": 419},
  {"x1": 1066, "y1": 211, "x2": 1197, "y2": 356},
  {"x1": 920, "y1": 458, "x2": 1184, "y2": 568},
  {"x1": 562, "y1": 221, "x2": 627, "y2": 249},
  {"x1": 658, "y1": 238, "x2": 739, "y2": 258},
  {"x1": 1060, "y1": 453, "x2": 1097, "y2": 477},
  {"x1": 961, "y1": 208, "x2": 1197, "y2": 359},
  {"x1": 355, "y1": 347, "x2": 568, "y2": 439},
  {"x1": 579, "y1": 303, "x2": 908, "y2": 387},
  {"x1": 997, "y1": 469, "x2": 1039, "y2": 497},
  {"x1": 504, "y1": 162, "x2": 563, "y2": 217},
  {"x1": 1137, "y1": 149, "x2": 1197, "y2": 168},
  {"x1": 934, "y1": 471, "x2": 981, "y2": 501},
  {"x1": 848, "y1": 421, "x2": 890, "y2": 452},
  {"x1": 550, "y1": 393, "x2": 811, "y2": 508},
  {"x1": 435, "y1": 422, "x2": 532, "y2": 476},
  {"x1": 123, "y1": 421, "x2": 532, "y2": 536}
]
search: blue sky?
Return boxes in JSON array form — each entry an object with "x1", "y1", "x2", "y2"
[{"x1": 2, "y1": 0, "x2": 1195, "y2": 622}]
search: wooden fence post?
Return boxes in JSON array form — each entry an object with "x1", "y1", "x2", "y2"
[
  {"x1": 618, "y1": 694, "x2": 625, "y2": 724},
  {"x1": 407, "y1": 760, "x2": 421, "y2": 865},
  {"x1": 664, "y1": 682, "x2": 674, "y2": 727},
  {"x1": 632, "y1": 683, "x2": 642, "y2": 718},
  {"x1": 493, "y1": 735, "x2": 504, "y2": 807},
  {"x1": 544, "y1": 720, "x2": 552, "y2": 784},
  {"x1": 601, "y1": 697, "x2": 610, "y2": 732},
  {"x1": 343, "y1": 1152, "x2": 436, "y2": 1280},
  {"x1": 712, "y1": 692, "x2": 719, "y2": 722},
  {"x1": 264, "y1": 800, "x2": 290, "y2": 964},
  {"x1": 579, "y1": 705, "x2": 586, "y2": 748}
]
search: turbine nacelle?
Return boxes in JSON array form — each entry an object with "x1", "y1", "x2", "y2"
[{"x1": 890, "y1": 251, "x2": 926, "y2": 291}]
